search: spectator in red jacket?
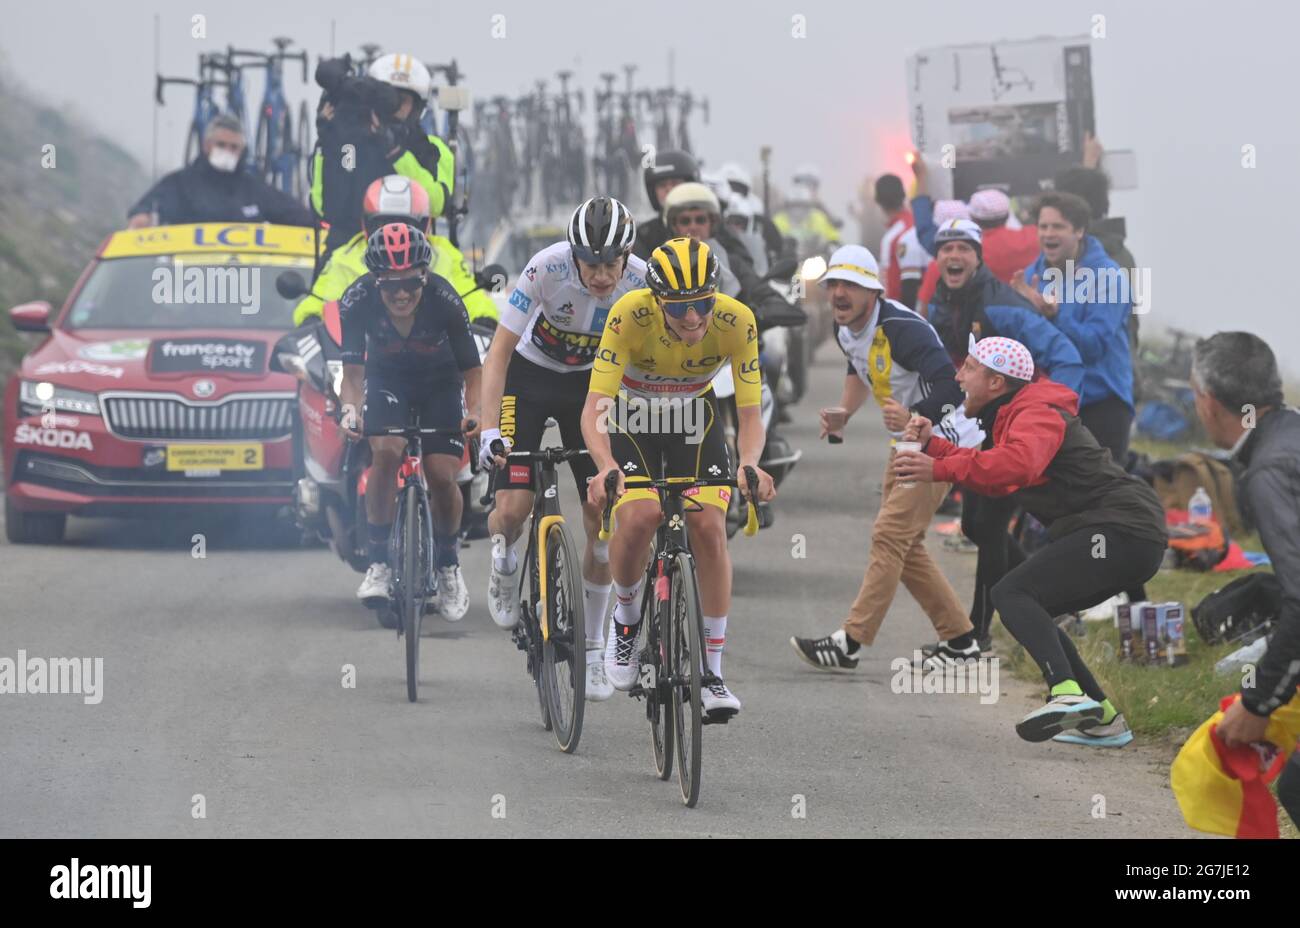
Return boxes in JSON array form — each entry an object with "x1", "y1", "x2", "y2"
[{"x1": 894, "y1": 336, "x2": 1167, "y2": 746}]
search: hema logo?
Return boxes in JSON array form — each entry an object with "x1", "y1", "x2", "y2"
[{"x1": 50, "y1": 859, "x2": 150, "y2": 908}]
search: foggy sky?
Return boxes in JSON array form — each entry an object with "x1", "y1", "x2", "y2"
[{"x1": 5, "y1": 0, "x2": 1298, "y2": 372}]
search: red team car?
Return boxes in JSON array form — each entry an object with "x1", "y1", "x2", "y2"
[{"x1": 3, "y1": 223, "x2": 317, "y2": 543}]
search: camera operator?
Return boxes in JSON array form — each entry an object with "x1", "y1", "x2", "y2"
[{"x1": 311, "y1": 52, "x2": 455, "y2": 257}]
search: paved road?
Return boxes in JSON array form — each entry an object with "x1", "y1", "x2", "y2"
[{"x1": 0, "y1": 348, "x2": 1191, "y2": 837}]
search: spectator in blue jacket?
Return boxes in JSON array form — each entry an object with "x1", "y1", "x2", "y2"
[
  {"x1": 1012, "y1": 191, "x2": 1136, "y2": 467},
  {"x1": 925, "y1": 218, "x2": 1084, "y2": 652}
]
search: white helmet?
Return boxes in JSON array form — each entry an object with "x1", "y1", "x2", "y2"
[
  {"x1": 719, "y1": 162, "x2": 753, "y2": 195},
  {"x1": 368, "y1": 53, "x2": 433, "y2": 100},
  {"x1": 663, "y1": 181, "x2": 722, "y2": 224},
  {"x1": 698, "y1": 170, "x2": 733, "y2": 209},
  {"x1": 792, "y1": 163, "x2": 821, "y2": 188}
]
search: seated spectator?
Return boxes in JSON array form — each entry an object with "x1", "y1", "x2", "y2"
[
  {"x1": 1190, "y1": 332, "x2": 1300, "y2": 828},
  {"x1": 127, "y1": 115, "x2": 313, "y2": 229}
]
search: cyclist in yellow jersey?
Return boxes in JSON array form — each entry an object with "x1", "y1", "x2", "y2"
[{"x1": 582, "y1": 237, "x2": 776, "y2": 720}]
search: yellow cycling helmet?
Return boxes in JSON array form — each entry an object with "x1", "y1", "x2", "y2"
[{"x1": 646, "y1": 237, "x2": 719, "y2": 300}]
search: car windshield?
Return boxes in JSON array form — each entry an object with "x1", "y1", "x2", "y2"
[{"x1": 63, "y1": 254, "x2": 310, "y2": 331}]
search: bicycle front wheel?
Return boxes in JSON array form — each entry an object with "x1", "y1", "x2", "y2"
[
  {"x1": 669, "y1": 552, "x2": 705, "y2": 807},
  {"x1": 542, "y1": 521, "x2": 586, "y2": 753},
  {"x1": 402, "y1": 484, "x2": 423, "y2": 703},
  {"x1": 645, "y1": 568, "x2": 673, "y2": 780}
]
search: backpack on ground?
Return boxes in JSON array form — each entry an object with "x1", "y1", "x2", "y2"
[
  {"x1": 1151, "y1": 451, "x2": 1246, "y2": 536},
  {"x1": 1191, "y1": 573, "x2": 1282, "y2": 644}
]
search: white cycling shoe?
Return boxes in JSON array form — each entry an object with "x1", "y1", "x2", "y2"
[
  {"x1": 605, "y1": 620, "x2": 642, "y2": 691},
  {"x1": 435, "y1": 564, "x2": 469, "y2": 622},
  {"x1": 356, "y1": 563, "x2": 392, "y2": 603},
  {"x1": 488, "y1": 562, "x2": 520, "y2": 629},
  {"x1": 701, "y1": 679, "x2": 741, "y2": 719},
  {"x1": 585, "y1": 648, "x2": 613, "y2": 701}
]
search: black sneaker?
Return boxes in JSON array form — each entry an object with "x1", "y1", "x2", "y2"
[
  {"x1": 916, "y1": 639, "x2": 981, "y2": 669},
  {"x1": 789, "y1": 629, "x2": 860, "y2": 671}
]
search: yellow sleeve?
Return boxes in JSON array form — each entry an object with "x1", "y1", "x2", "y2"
[
  {"x1": 724, "y1": 298, "x2": 763, "y2": 408},
  {"x1": 433, "y1": 238, "x2": 497, "y2": 323},
  {"x1": 293, "y1": 237, "x2": 366, "y2": 326},
  {"x1": 310, "y1": 150, "x2": 324, "y2": 215},
  {"x1": 588, "y1": 294, "x2": 642, "y2": 398}
]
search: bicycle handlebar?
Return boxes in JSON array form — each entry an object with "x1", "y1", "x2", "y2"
[
  {"x1": 477, "y1": 445, "x2": 590, "y2": 505},
  {"x1": 597, "y1": 466, "x2": 761, "y2": 541}
]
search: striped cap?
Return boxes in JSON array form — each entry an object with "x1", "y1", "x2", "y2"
[
  {"x1": 567, "y1": 197, "x2": 636, "y2": 265},
  {"x1": 819, "y1": 244, "x2": 884, "y2": 292}
]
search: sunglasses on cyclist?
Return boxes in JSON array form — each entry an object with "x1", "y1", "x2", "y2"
[
  {"x1": 658, "y1": 295, "x2": 716, "y2": 318},
  {"x1": 377, "y1": 273, "x2": 427, "y2": 295},
  {"x1": 674, "y1": 214, "x2": 712, "y2": 228}
]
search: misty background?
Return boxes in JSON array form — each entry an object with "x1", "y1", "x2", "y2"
[{"x1": 3, "y1": 0, "x2": 1297, "y2": 370}]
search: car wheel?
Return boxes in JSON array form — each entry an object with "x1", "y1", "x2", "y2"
[{"x1": 4, "y1": 496, "x2": 67, "y2": 545}]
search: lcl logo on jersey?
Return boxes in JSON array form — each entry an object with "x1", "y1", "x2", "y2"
[
  {"x1": 715, "y1": 311, "x2": 738, "y2": 327},
  {"x1": 682, "y1": 355, "x2": 723, "y2": 370},
  {"x1": 596, "y1": 348, "x2": 619, "y2": 365}
]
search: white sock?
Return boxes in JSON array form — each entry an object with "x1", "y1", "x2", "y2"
[
  {"x1": 613, "y1": 579, "x2": 643, "y2": 627},
  {"x1": 583, "y1": 580, "x2": 612, "y2": 647},
  {"x1": 493, "y1": 544, "x2": 517, "y2": 574},
  {"x1": 703, "y1": 615, "x2": 727, "y2": 677}
]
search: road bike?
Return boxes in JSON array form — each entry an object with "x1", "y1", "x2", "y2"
[
  {"x1": 230, "y1": 38, "x2": 310, "y2": 197},
  {"x1": 598, "y1": 467, "x2": 759, "y2": 807},
  {"x1": 368, "y1": 416, "x2": 475, "y2": 703},
  {"x1": 156, "y1": 52, "x2": 237, "y2": 166},
  {"x1": 481, "y1": 447, "x2": 588, "y2": 753}
]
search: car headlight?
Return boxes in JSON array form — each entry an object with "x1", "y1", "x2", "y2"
[{"x1": 19, "y1": 380, "x2": 101, "y2": 417}]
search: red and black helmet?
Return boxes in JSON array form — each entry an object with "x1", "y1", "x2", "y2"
[{"x1": 364, "y1": 222, "x2": 433, "y2": 274}]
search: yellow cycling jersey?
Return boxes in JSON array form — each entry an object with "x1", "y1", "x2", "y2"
[{"x1": 588, "y1": 290, "x2": 762, "y2": 408}]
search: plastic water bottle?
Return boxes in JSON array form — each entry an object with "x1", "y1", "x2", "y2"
[
  {"x1": 1215, "y1": 635, "x2": 1268, "y2": 676},
  {"x1": 1188, "y1": 486, "x2": 1213, "y2": 525}
]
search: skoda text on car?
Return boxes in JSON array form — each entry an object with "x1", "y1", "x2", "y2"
[{"x1": 3, "y1": 222, "x2": 317, "y2": 543}]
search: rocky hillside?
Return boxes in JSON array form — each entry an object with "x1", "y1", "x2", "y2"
[{"x1": 0, "y1": 62, "x2": 147, "y2": 379}]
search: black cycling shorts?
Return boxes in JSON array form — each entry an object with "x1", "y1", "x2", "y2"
[
  {"x1": 608, "y1": 389, "x2": 733, "y2": 513},
  {"x1": 363, "y1": 372, "x2": 466, "y2": 459},
  {"x1": 494, "y1": 354, "x2": 596, "y2": 498}
]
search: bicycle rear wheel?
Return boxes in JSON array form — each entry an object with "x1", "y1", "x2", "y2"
[
  {"x1": 669, "y1": 552, "x2": 704, "y2": 807},
  {"x1": 254, "y1": 110, "x2": 272, "y2": 183},
  {"x1": 401, "y1": 484, "x2": 423, "y2": 703},
  {"x1": 645, "y1": 567, "x2": 673, "y2": 780},
  {"x1": 542, "y1": 521, "x2": 586, "y2": 753}
]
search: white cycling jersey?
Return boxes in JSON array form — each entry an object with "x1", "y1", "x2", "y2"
[{"x1": 501, "y1": 241, "x2": 647, "y2": 374}]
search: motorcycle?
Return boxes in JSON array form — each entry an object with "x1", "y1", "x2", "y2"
[{"x1": 711, "y1": 258, "x2": 805, "y2": 538}]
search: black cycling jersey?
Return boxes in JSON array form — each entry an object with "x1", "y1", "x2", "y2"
[{"x1": 339, "y1": 272, "x2": 480, "y2": 383}]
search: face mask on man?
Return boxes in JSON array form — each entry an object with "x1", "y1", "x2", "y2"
[{"x1": 208, "y1": 148, "x2": 241, "y2": 173}]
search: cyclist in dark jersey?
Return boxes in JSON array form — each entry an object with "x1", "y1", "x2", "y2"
[{"x1": 339, "y1": 223, "x2": 482, "y2": 619}]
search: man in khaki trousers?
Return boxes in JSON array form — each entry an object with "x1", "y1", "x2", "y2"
[{"x1": 788, "y1": 243, "x2": 979, "y2": 672}]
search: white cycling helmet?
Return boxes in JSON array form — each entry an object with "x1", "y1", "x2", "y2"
[
  {"x1": 368, "y1": 53, "x2": 433, "y2": 99},
  {"x1": 792, "y1": 163, "x2": 822, "y2": 187},
  {"x1": 719, "y1": 162, "x2": 753, "y2": 195}
]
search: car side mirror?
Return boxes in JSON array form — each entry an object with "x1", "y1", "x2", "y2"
[
  {"x1": 10, "y1": 301, "x2": 52, "y2": 332},
  {"x1": 269, "y1": 331, "x2": 307, "y2": 379},
  {"x1": 276, "y1": 270, "x2": 309, "y2": 300}
]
